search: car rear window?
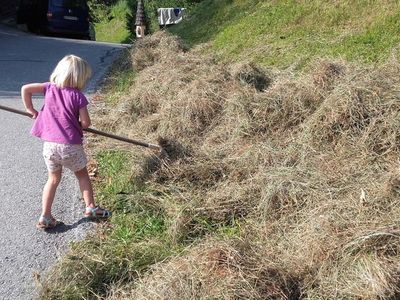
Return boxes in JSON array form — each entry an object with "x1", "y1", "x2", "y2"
[{"x1": 52, "y1": 0, "x2": 87, "y2": 9}]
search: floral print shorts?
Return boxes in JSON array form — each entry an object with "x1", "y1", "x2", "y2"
[{"x1": 43, "y1": 142, "x2": 87, "y2": 172}]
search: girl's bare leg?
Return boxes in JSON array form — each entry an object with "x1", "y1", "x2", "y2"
[
  {"x1": 41, "y1": 169, "x2": 62, "y2": 217},
  {"x1": 74, "y1": 167, "x2": 96, "y2": 208}
]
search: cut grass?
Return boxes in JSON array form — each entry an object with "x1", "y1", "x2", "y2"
[
  {"x1": 88, "y1": 32, "x2": 400, "y2": 298},
  {"x1": 39, "y1": 66, "x2": 242, "y2": 300}
]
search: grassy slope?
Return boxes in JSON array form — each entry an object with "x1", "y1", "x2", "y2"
[
  {"x1": 91, "y1": 0, "x2": 133, "y2": 43},
  {"x1": 39, "y1": 1, "x2": 400, "y2": 299},
  {"x1": 170, "y1": 0, "x2": 400, "y2": 67}
]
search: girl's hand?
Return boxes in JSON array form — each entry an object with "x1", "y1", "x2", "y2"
[{"x1": 26, "y1": 108, "x2": 38, "y2": 119}]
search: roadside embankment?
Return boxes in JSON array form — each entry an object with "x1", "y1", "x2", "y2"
[{"x1": 39, "y1": 31, "x2": 400, "y2": 299}]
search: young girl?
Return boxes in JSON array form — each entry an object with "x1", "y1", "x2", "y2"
[{"x1": 21, "y1": 54, "x2": 111, "y2": 229}]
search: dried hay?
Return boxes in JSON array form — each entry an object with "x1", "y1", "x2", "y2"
[
  {"x1": 107, "y1": 239, "x2": 303, "y2": 300},
  {"x1": 229, "y1": 62, "x2": 272, "y2": 91},
  {"x1": 131, "y1": 31, "x2": 187, "y2": 71},
  {"x1": 302, "y1": 61, "x2": 400, "y2": 154},
  {"x1": 311, "y1": 59, "x2": 347, "y2": 92},
  {"x1": 95, "y1": 31, "x2": 400, "y2": 298}
]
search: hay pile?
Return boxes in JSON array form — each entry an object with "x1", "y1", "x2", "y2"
[{"x1": 98, "y1": 32, "x2": 400, "y2": 298}]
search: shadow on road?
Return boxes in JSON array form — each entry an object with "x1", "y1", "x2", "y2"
[{"x1": 44, "y1": 217, "x2": 91, "y2": 234}]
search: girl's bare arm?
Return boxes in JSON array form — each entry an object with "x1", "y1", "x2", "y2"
[
  {"x1": 21, "y1": 83, "x2": 46, "y2": 118},
  {"x1": 79, "y1": 106, "x2": 91, "y2": 129}
]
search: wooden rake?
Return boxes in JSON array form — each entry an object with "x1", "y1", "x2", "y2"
[{"x1": 0, "y1": 104, "x2": 164, "y2": 154}]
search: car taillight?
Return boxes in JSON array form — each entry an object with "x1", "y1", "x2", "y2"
[{"x1": 47, "y1": 12, "x2": 53, "y2": 20}]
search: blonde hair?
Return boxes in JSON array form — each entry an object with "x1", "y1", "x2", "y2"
[{"x1": 50, "y1": 55, "x2": 92, "y2": 90}]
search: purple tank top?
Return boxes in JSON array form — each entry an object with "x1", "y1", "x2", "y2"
[{"x1": 31, "y1": 83, "x2": 88, "y2": 144}]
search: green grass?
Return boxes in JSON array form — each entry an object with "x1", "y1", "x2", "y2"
[
  {"x1": 170, "y1": 0, "x2": 400, "y2": 68},
  {"x1": 98, "y1": 49, "x2": 136, "y2": 105},
  {"x1": 95, "y1": 150, "x2": 133, "y2": 198},
  {"x1": 91, "y1": 0, "x2": 133, "y2": 43}
]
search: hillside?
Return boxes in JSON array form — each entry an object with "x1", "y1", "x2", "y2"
[
  {"x1": 171, "y1": 0, "x2": 400, "y2": 67},
  {"x1": 40, "y1": 1, "x2": 400, "y2": 299}
]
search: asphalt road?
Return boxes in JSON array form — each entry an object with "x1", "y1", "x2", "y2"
[{"x1": 0, "y1": 25, "x2": 127, "y2": 299}]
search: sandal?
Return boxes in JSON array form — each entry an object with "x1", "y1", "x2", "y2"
[
  {"x1": 36, "y1": 216, "x2": 59, "y2": 230},
  {"x1": 84, "y1": 206, "x2": 112, "y2": 219}
]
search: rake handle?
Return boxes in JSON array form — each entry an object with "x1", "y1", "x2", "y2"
[
  {"x1": 0, "y1": 104, "x2": 32, "y2": 117},
  {"x1": 83, "y1": 127, "x2": 160, "y2": 150},
  {"x1": 0, "y1": 104, "x2": 161, "y2": 150}
]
